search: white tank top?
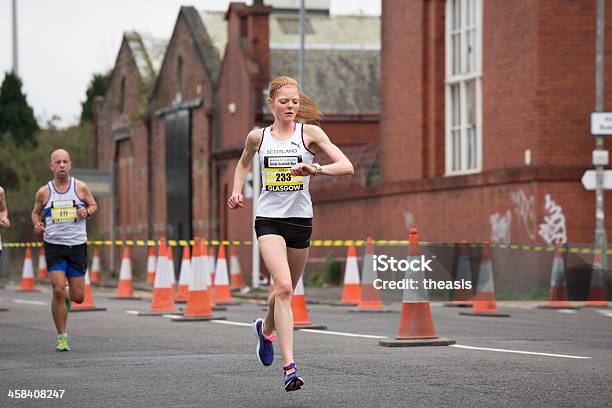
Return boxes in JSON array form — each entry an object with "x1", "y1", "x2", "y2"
[
  {"x1": 43, "y1": 177, "x2": 87, "y2": 245},
  {"x1": 256, "y1": 123, "x2": 315, "y2": 218}
]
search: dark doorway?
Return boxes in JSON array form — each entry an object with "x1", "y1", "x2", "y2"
[{"x1": 165, "y1": 109, "x2": 192, "y2": 244}]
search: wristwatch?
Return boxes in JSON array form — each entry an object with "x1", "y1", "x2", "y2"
[{"x1": 312, "y1": 163, "x2": 322, "y2": 176}]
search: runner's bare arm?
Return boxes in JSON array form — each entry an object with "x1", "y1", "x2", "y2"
[
  {"x1": 0, "y1": 186, "x2": 9, "y2": 227},
  {"x1": 228, "y1": 129, "x2": 263, "y2": 209},
  {"x1": 76, "y1": 180, "x2": 97, "y2": 219},
  {"x1": 32, "y1": 186, "x2": 48, "y2": 234},
  {"x1": 297, "y1": 125, "x2": 354, "y2": 177}
]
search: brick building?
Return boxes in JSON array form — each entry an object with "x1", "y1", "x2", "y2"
[
  {"x1": 94, "y1": 32, "x2": 166, "y2": 269},
  {"x1": 94, "y1": 1, "x2": 381, "y2": 276},
  {"x1": 95, "y1": 0, "x2": 611, "y2": 291}
]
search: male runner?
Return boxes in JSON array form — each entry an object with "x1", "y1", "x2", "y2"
[{"x1": 32, "y1": 149, "x2": 97, "y2": 351}]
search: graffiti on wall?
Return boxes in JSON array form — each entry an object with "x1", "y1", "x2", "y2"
[
  {"x1": 538, "y1": 194, "x2": 567, "y2": 244},
  {"x1": 490, "y1": 210, "x2": 512, "y2": 243},
  {"x1": 511, "y1": 190, "x2": 537, "y2": 240}
]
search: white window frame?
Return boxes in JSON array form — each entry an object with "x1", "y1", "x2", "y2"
[{"x1": 445, "y1": 0, "x2": 483, "y2": 175}]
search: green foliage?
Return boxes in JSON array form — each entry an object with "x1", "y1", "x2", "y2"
[
  {"x1": 0, "y1": 123, "x2": 94, "y2": 243},
  {"x1": 0, "y1": 71, "x2": 39, "y2": 146},
  {"x1": 80, "y1": 72, "x2": 111, "y2": 123},
  {"x1": 306, "y1": 254, "x2": 342, "y2": 287}
]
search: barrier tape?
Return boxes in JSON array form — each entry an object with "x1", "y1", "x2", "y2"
[{"x1": 2, "y1": 240, "x2": 611, "y2": 255}]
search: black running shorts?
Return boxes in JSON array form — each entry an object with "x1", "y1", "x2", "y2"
[
  {"x1": 44, "y1": 242, "x2": 88, "y2": 277},
  {"x1": 254, "y1": 217, "x2": 312, "y2": 249}
]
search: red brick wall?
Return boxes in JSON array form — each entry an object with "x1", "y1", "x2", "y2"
[
  {"x1": 94, "y1": 38, "x2": 151, "y2": 274},
  {"x1": 148, "y1": 12, "x2": 215, "y2": 239},
  {"x1": 380, "y1": 0, "x2": 425, "y2": 182}
]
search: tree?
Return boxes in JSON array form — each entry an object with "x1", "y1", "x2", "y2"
[
  {"x1": 0, "y1": 71, "x2": 38, "y2": 146},
  {"x1": 80, "y1": 72, "x2": 110, "y2": 123}
]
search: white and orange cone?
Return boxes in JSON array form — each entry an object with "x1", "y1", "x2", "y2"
[
  {"x1": 170, "y1": 238, "x2": 226, "y2": 322},
  {"x1": 229, "y1": 246, "x2": 245, "y2": 290},
  {"x1": 37, "y1": 247, "x2": 48, "y2": 279},
  {"x1": 445, "y1": 242, "x2": 473, "y2": 307},
  {"x1": 148, "y1": 238, "x2": 176, "y2": 313},
  {"x1": 146, "y1": 246, "x2": 156, "y2": 285},
  {"x1": 18, "y1": 248, "x2": 39, "y2": 292},
  {"x1": 539, "y1": 246, "x2": 578, "y2": 309},
  {"x1": 208, "y1": 247, "x2": 216, "y2": 285},
  {"x1": 355, "y1": 237, "x2": 386, "y2": 311},
  {"x1": 175, "y1": 245, "x2": 192, "y2": 303},
  {"x1": 292, "y1": 275, "x2": 326, "y2": 330},
  {"x1": 460, "y1": 242, "x2": 510, "y2": 317},
  {"x1": 213, "y1": 245, "x2": 240, "y2": 305},
  {"x1": 340, "y1": 245, "x2": 361, "y2": 305},
  {"x1": 167, "y1": 244, "x2": 176, "y2": 290},
  {"x1": 111, "y1": 247, "x2": 140, "y2": 299},
  {"x1": 586, "y1": 252, "x2": 608, "y2": 308},
  {"x1": 71, "y1": 270, "x2": 107, "y2": 312},
  {"x1": 90, "y1": 249, "x2": 101, "y2": 284},
  {"x1": 380, "y1": 228, "x2": 455, "y2": 347}
]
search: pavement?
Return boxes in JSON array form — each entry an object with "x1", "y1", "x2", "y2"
[{"x1": 0, "y1": 282, "x2": 610, "y2": 408}]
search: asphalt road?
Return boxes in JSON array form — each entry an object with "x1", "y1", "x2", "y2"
[{"x1": 0, "y1": 286, "x2": 610, "y2": 408}]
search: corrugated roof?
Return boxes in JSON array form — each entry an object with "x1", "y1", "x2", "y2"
[
  {"x1": 269, "y1": 49, "x2": 379, "y2": 113},
  {"x1": 199, "y1": 10, "x2": 380, "y2": 113},
  {"x1": 126, "y1": 32, "x2": 167, "y2": 85}
]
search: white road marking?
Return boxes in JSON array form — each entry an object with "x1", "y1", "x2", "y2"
[
  {"x1": 596, "y1": 309, "x2": 612, "y2": 318},
  {"x1": 13, "y1": 299, "x2": 47, "y2": 306},
  {"x1": 557, "y1": 309, "x2": 577, "y2": 314},
  {"x1": 125, "y1": 310, "x2": 140, "y2": 315},
  {"x1": 205, "y1": 319, "x2": 592, "y2": 359},
  {"x1": 299, "y1": 329, "x2": 389, "y2": 339},
  {"x1": 210, "y1": 320, "x2": 251, "y2": 327},
  {"x1": 451, "y1": 344, "x2": 590, "y2": 359}
]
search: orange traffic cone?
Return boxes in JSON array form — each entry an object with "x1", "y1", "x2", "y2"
[
  {"x1": 214, "y1": 245, "x2": 240, "y2": 305},
  {"x1": 445, "y1": 242, "x2": 473, "y2": 307},
  {"x1": 586, "y1": 252, "x2": 608, "y2": 307},
  {"x1": 71, "y1": 270, "x2": 107, "y2": 312},
  {"x1": 145, "y1": 238, "x2": 177, "y2": 314},
  {"x1": 170, "y1": 238, "x2": 226, "y2": 322},
  {"x1": 355, "y1": 237, "x2": 387, "y2": 311},
  {"x1": 460, "y1": 242, "x2": 510, "y2": 317},
  {"x1": 167, "y1": 244, "x2": 176, "y2": 290},
  {"x1": 18, "y1": 248, "x2": 39, "y2": 292},
  {"x1": 208, "y1": 247, "x2": 216, "y2": 284},
  {"x1": 292, "y1": 275, "x2": 326, "y2": 330},
  {"x1": 339, "y1": 245, "x2": 360, "y2": 305},
  {"x1": 380, "y1": 228, "x2": 455, "y2": 347},
  {"x1": 146, "y1": 246, "x2": 156, "y2": 285},
  {"x1": 539, "y1": 246, "x2": 578, "y2": 309},
  {"x1": 37, "y1": 247, "x2": 48, "y2": 279},
  {"x1": 90, "y1": 249, "x2": 101, "y2": 284},
  {"x1": 229, "y1": 246, "x2": 245, "y2": 290},
  {"x1": 110, "y1": 247, "x2": 141, "y2": 300},
  {"x1": 175, "y1": 245, "x2": 191, "y2": 303}
]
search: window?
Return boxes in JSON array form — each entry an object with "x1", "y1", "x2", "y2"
[
  {"x1": 445, "y1": 0, "x2": 482, "y2": 175},
  {"x1": 176, "y1": 56, "x2": 183, "y2": 102}
]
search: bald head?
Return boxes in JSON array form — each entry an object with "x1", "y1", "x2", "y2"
[
  {"x1": 50, "y1": 149, "x2": 71, "y2": 163},
  {"x1": 49, "y1": 149, "x2": 72, "y2": 181}
]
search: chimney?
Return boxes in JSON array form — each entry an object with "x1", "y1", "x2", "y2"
[{"x1": 246, "y1": 0, "x2": 273, "y2": 83}]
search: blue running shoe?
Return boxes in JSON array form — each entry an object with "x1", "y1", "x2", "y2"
[
  {"x1": 252, "y1": 318, "x2": 275, "y2": 366},
  {"x1": 283, "y1": 362, "x2": 304, "y2": 392}
]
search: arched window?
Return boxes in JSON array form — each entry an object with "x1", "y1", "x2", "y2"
[{"x1": 119, "y1": 76, "x2": 126, "y2": 113}]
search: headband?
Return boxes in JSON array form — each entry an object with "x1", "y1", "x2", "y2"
[{"x1": 270, "y1": 82, "x2": 298, "y2": 97}]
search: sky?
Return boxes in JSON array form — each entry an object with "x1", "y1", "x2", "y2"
[{"x1": 0, "y1": 0, "x2": 380, "y2": 128}]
